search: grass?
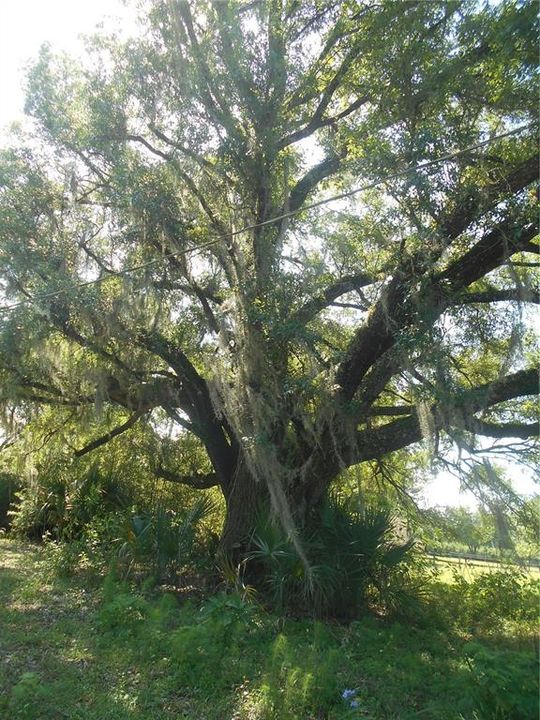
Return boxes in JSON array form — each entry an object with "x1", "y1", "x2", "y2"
[{"x1": 0, "y1": 537, "x2": 538, "y2": 720}]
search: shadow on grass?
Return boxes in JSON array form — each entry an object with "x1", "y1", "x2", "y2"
[
  {"x1": 1, "y1": 540, "x2": 538, "y2": 720},
  {"x1": 0, "y1": 544, "x2": 169, "y2": 720},
  {"x1": 155, "y1": 599, "x2": 538, "y2": 720}
]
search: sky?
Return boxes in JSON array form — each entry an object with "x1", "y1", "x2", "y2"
[
  {"x1": 0, "y1": 0, "x2": 137, "y2": 134},
  {"x1": 420, "y1": 461, "x2": 537, "y2": 511},
  {"x1": 0, "y1": 1, "x2": 537, "y2": 510}
]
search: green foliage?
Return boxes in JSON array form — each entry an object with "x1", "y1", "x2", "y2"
[
  {"x1": 429, "y1": 506, "x2": 495, "y2": 554},
  {"x1": 250, "y1": 626, "x2": 342, "y2": 719},
  {"x1": 8, "y1": 672, "x2": 56, "y2": 720},
  {"x1": 1, "y1": 539, "x2": 538, "y2": 720},
  {"x1": 199, "y1": 591, "x2": 258, "y2": 629},
  {"x1": 0, "y1": 0, "x2": 537, "y2": 628},
  {"x1": 114, "y1": 496, "x2": 216, "y2": 584},
  {"x1": 10, "y1": 463, "x2": 131, "y2": 542},
  {"x1": 446, "y1": 567, "x2": 539, "y2": 634},
  {"x1": 12, "y1": 478, "x2": 69, "y2": 541},
  {"x1": 465, "y1": 642, "x2": 538, "y2": 720},
  {"x1": 0, "y1": 472, "x2": 20, "y2": 529},
  {"x1": 98, "y1": 588, "x2": 151, "y2": 638},
  {"x1": 164, "y1": 602, "x2": 343, "y2": 717},
  {"x1": 421, "y1": 498, "x2": 540, "y2": 562},
  {"x1": 7, "y1": 455, "x2": 217, "y2": 584},
  {"x1": 39, "y1": 538, "x2": 90, "y2": 578},
  {"x1": 248, "y1": 497, "x2": 420, "y2": 619}
]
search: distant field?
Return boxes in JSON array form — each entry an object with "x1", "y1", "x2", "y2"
[{"x1": 431, "y1": 553, "x2": 540, "y2": 582}]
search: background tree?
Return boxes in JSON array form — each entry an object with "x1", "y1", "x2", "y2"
[{"x1": 0, "y1": 0, "x2": 537, "y2": 557}]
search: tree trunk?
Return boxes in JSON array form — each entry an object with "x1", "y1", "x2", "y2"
[
  {"x1": 217, "y1": 442, "x2": 339, "y2": 560},
  {"x1": 218, "y1": 461, "x2": 268, "y2": 558}
]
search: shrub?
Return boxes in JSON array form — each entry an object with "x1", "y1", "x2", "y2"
[
  {"x1": 114, "y1": 496, "x2": 216, "y2": 584},
  {"x1": 10, "y1": 463, "x2": 131, "y2": 541},
  {"x1": 9, "y1": 461, "x2": 216, "y2": 585},
  {"x1": 39, "y1": 537, "x2": 88, "y2": 578},
  {"x1": 449, "y1": 567, "x2": 539, "y2": 632},
  {"x1": 247, "y1": 497, "x2": 419, "y2": 619},
  {"x1": 0, "y1": 471, "x2": 20, "y2": 529},
  {"x1": 98, "y1": 585, "x2": 151, "y2": 637},
  {"x1": 199, "y1": 590, "x2": 258, "y2": 628},
  {"x1": 465, "y1": 642, "x2": 539, "y2": 720}
]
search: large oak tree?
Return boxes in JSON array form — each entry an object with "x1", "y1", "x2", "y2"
[{"x1": 0, "y1": 0, "x2": 537, "y2": 553}]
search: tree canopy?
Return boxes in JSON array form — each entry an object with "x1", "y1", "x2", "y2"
[{"x1": 0, "y1": 0, "x2": 537, "y2": 553}]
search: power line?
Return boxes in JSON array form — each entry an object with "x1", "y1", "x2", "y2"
[{"x1": 0, "y1": 122, "x2": 535, "y2": 314}]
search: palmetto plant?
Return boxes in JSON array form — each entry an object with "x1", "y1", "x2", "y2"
[
  {"x1": 248, "y1": 497, "x2": 415, "y2": 619},
  {"x1": 117, "y1": 496, "x2": 215, "y2": 584},
  {"x1": 0, "y1": 472, "x2": 20, "y2": 530},
  {"x1": 10, "y1": 464, "x2": 132, "y2": 541},
  {"x1": 247, "y1": 519, "x2": 303, "y2": 613}
]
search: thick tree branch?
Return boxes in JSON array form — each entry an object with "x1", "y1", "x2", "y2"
[
  {"x1": 435, "y1": 222, "x2": 538, "y2": 292},
  {"x1": 135, "y1": 330, "x2": 236, "y2": 483},
  {"x1": 3, "y1": 392, "x2": 92, "y2": 407},
  {"x1": 0, "y1": 366, "x2": 94, "y2": 407},
  {"x1": 336, "y1": 219, "x2": 538, "y2": 402},
  {"x1": 78, "y1": 239, "x2": 115, "y2": 275},
  {"x1": 278, "y1": 95, "x2": 368, "y2": 149},
  {"x1": 125, "y1": 133, "x2": 170, "y2": 162},
  {"x1": 451, "y1": 286, "x2": 539, "y2": 305},
  {"x1": 155, "y1": 466, "x2": 220, "y2": 489},
  {"x1": 74, "y1": 411, "x2": 145, "y2": 458},
  {"x1": 288, "y1": 272, "x2": 375, "y2": 327},
  {"x1": 104, "y1": 375, "x2": 186, "y2": 414},
  {"x1": 152, "y1": 278, "x2": 223, "y2": 304},
  {"x1": 135, "y1": 329, "x2": 207, "y2": 393},
  {"x1": 279, "y1": 34, "x2": 367, "y2": 149},
  {"x1": 354, "y1": 367, "x2": 539, "y2": 462},
  {"x1": 439, "y1": 155, "x2": 539, "y2": 238},
  {"x1": 287, "y1": 154, "x2": 342, "y2": 214},
  {"x1": 366, "y1": 405, "x2": 414, "y2": 417},
  {"x1": 335, "y1": 271, "x2": 410, "y2": 400},
  {"x1": 465, "y1": 419, "x2": 538, "y2": 439}
]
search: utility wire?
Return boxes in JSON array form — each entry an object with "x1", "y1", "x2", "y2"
[{"x1": 0, "y1": 122, "x2": 535, "y2": 314}]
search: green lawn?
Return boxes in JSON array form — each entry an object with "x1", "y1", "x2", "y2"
[
  {"x1": 0, "y1": 538, "x2": 537, "y2": 720},
  {"x1": 433, "y1": 555, "x2": 540, "y2": 583}
]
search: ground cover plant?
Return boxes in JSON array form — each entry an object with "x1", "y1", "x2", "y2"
[{"x1": 1, "y1": 538, "x2": 538, "y2": 720}]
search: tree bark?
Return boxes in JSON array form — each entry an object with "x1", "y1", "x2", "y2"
[{"x1": 218, "y1": 460, "x2": 269, "y2": 558}]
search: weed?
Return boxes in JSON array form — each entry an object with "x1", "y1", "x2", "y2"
[
  {"x1": 465, "y1": 642, "x2": 539, "y2": 720},
  {"x1": 1, "y1": 539, "x2": 538, "y2": 720},
  {"x1": 9, "y1": 672, "x2": 56, "y2": 720}
]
